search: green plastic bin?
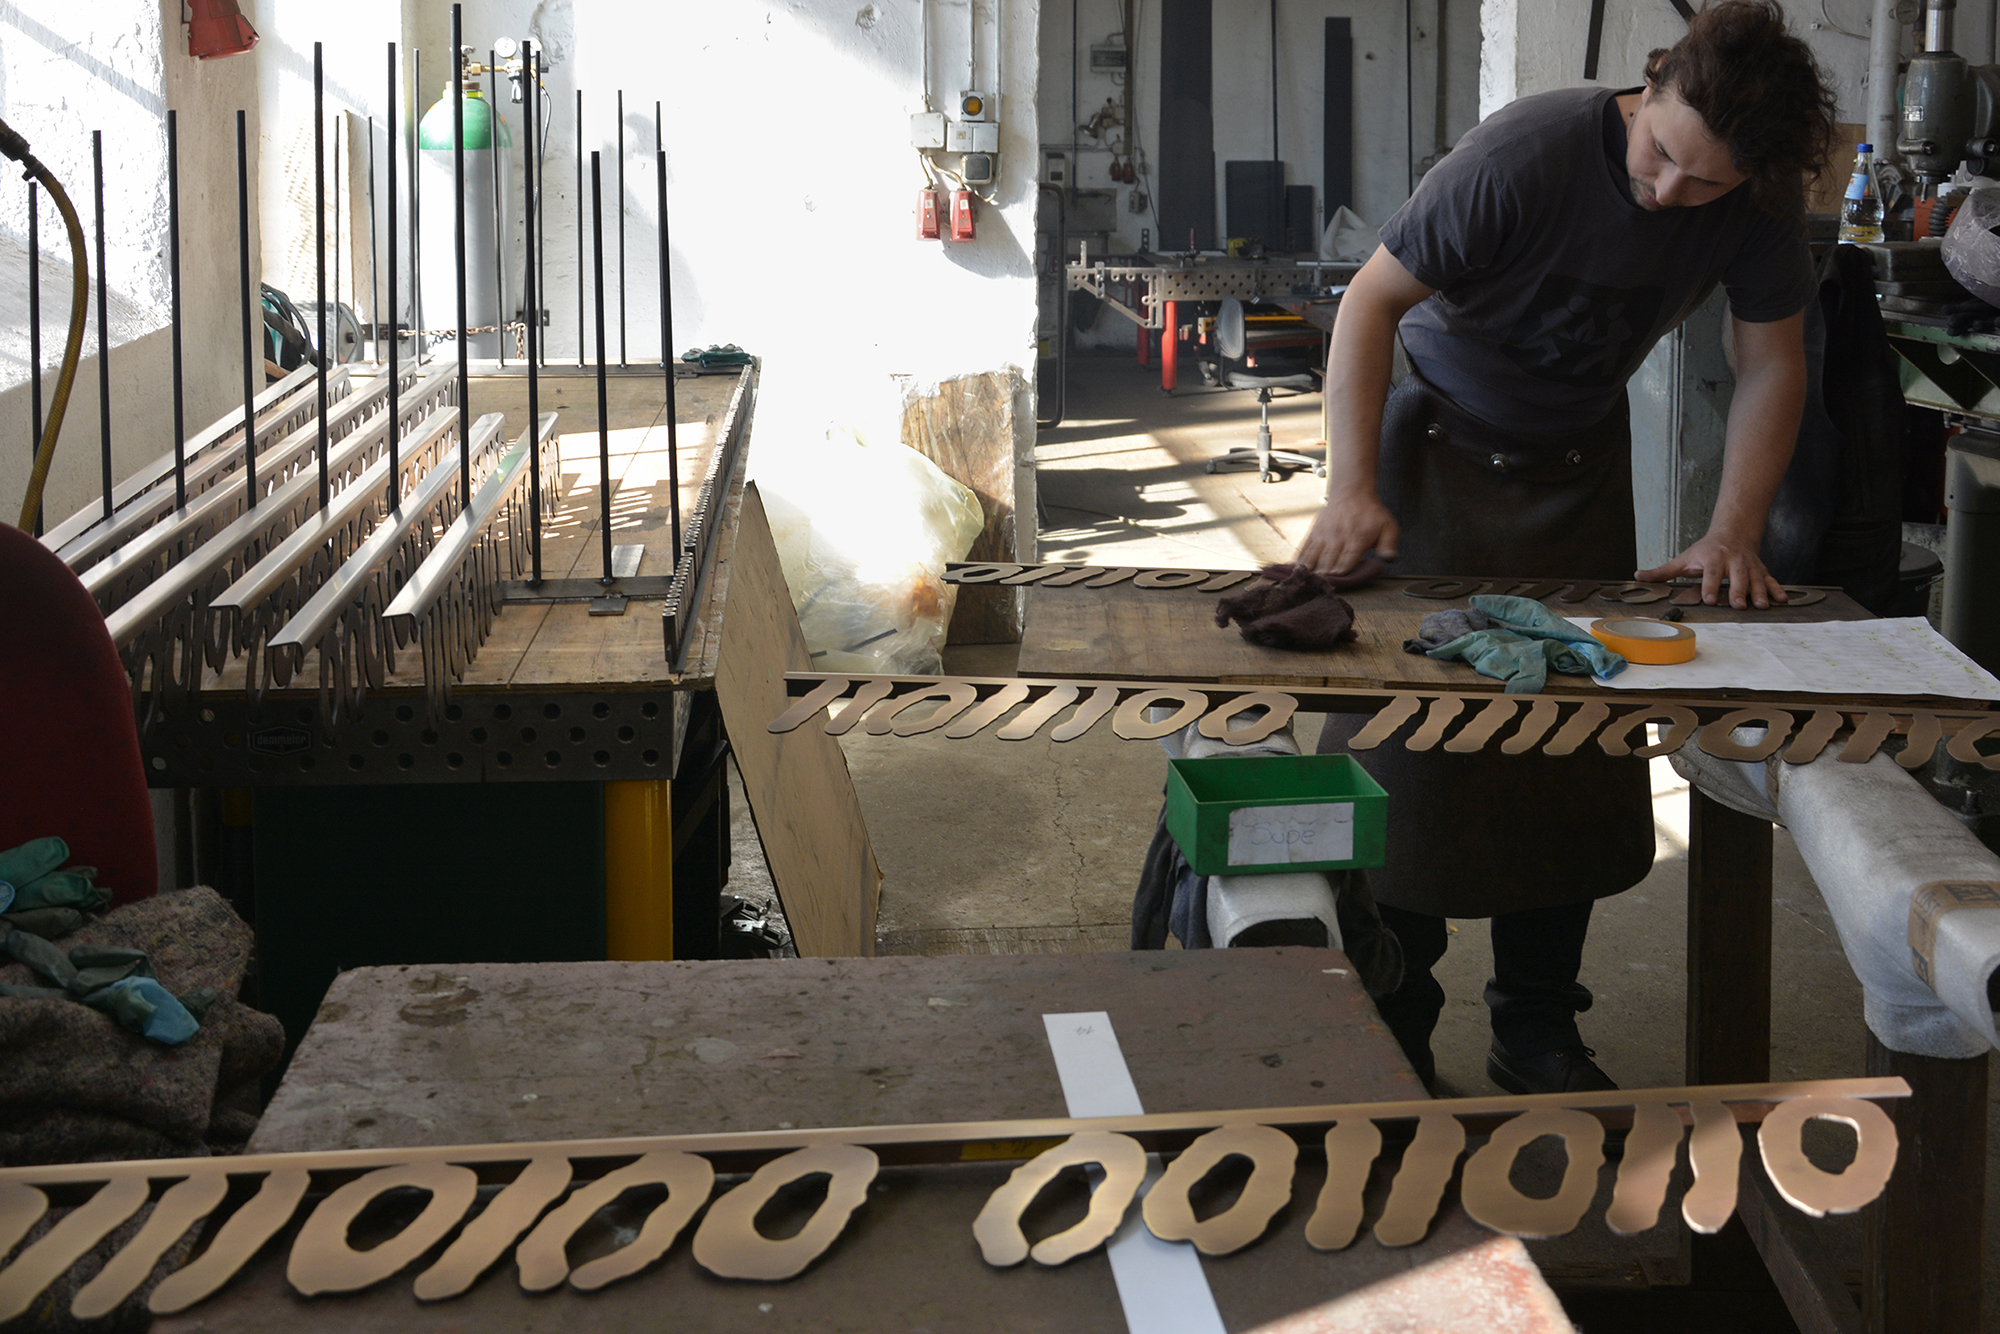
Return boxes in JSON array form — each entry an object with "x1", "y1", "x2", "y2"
[{"x1": 1164, "y1": 752, "x2": 1386, "y2": 876}]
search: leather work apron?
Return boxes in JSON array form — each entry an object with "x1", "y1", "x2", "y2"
[{"x1": 1317, "y1": 371, "x2": 1657, "y2": 918}]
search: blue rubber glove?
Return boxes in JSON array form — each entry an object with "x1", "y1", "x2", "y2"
[
  {"x1": 1427, "y1": 629, "x2": 1554, "y2": 694},
  {"x1": 1470, "y1": 594, "x2": 1627, "y2": 679},
  {"x1": 82, "y1": 977, "x2": 200, "y2": 1046}
]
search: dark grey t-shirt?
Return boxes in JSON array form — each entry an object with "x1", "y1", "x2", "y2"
[{"x1": 1382, "y1": 86, "x2": 1815, "y2": 434}]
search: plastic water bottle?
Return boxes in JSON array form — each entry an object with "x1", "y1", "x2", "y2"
[{"x1": 1839, "y1": 143, "x2": 1885, "y2": 244}]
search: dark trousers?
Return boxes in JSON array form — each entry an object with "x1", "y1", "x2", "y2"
[{"x1": 1373, "y1": 900, "x2": 1596, "y2": 1084}]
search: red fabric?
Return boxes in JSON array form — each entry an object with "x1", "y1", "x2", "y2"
[{"x1": 0, "y1": 523, "x2": 157, "y2": 904}]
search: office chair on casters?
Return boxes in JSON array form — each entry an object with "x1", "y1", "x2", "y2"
[{"x1": 1205, "y1": 298, "x2": 1327, "y2": 484}]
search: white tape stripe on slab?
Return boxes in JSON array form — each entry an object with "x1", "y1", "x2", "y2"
[{"x1": 1043, "y1": 1012, "x2": 1227, "y2": 1334}]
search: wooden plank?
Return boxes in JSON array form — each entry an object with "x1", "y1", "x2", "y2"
[
  {"x1": 1020, "y1": 578, "x2": 1900, "y2": 703},
  {"x1": 713, "y1": 483, "x2": 881, "y2": 957},
  {"x1": 1862, "y1": 1035, "x2": 1988, "y2": 1334},
  {"x1": 1685, "y1": 789, "x2": 1773, "y2": 1085},
  {"x1": 876, "y1": 924, "x2": 1131, "y2": 956},
  {"x1": 903, "y1": 372, "x2": 1025, "y2": 644},
  {"x1": 161, "y1": 951, "x2": 1494, "y2": 1333},
  {"x1": 1738, "y1": 1164, "x2": 1866, "y2": 1334}
]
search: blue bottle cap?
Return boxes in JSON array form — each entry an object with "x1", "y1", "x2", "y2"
[{"x1": 1857, "y1": 142, "x2": 1873, "y2": 152}]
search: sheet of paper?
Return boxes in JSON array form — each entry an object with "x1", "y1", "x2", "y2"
[
  {"x1": 1226, "y1": 802, "x2": 1354, "y2": 866},
  {"x1": 1569, "y1": 616, "x2": 2000, "y2": 701}
]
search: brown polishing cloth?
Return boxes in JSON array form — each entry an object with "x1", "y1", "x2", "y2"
[{"x1": 1215, "y1": 560, "x2": 1379, "y2": 649}]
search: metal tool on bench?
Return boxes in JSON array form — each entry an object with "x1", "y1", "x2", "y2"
[{"x1": 1205, "y1": 298, "x2": 1327, "y2": 483}]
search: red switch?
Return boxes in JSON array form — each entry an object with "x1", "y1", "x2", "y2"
[
  {"x1": 951, "y1": 189, "x2": 975, "y2": 241},
  {"x1": 916, "y1": 188, "x2": 941, "y2": 240}
]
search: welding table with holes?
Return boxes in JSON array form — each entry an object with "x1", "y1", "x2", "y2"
[
  {"x1": 1067, "y1": 254, "x2": 1358, "y2": 393},
  {"x1": 1018, "y1": 569, "x2": 1992, "y2": 1334},
  {"x1": 134, "y1": 365, "x2": 814, "y2": 1056}
]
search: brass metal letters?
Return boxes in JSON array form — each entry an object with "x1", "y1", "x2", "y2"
[
  {"x1": 0, "y1": 1077, "x2": 1904, "y2": 1317},
  {"x1": 773, "y1": 673, "x2": 2000, "y2": 772}
]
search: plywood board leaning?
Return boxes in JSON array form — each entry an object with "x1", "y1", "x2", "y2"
[{"x1": 714, "y1": 484, "x2": 882, "y2": 956}]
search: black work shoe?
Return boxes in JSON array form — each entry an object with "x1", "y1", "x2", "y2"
[{"x1": 1485, "y1": 1042, "x2": 1619, "y2": 1095}]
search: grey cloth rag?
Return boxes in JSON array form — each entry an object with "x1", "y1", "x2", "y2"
[{"x1": 1404, "y1": 607, "x2": 1491, "y2": 654}]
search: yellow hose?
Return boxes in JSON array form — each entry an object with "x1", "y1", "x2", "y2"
[{"x1": 14, "y1": 147, "x2": 90, "y2": 532}]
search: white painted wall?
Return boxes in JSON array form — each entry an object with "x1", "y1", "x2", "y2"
[
  {"x1": 253, "y1": 0, "x2": 399, "y2": 334},
  {"x1": 1, "y1": 0, "x2": 261, "y2": 529},
  {"x1": 287, "y1": 0, "x2": 1043, "y2": 463}
]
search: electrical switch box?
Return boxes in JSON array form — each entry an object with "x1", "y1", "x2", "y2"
[
  {"x1": 916, "y1": 188, "x2": 941, "y2": 239},
  {"x1": 946, "y1": 121, "x2": 1000, "y2": 154},
  {"x1": 961, "y1": 152, "x2": 995, "y2": 185},
  {"x1": 959, "y1": 90, "x2": 995, "y2": 121},
  {"x1": 909, "y1": 111, "x2": 946, "y2": 149},
  {"x1": 1043, "y1": 152, "x2": 1068, "y2": 186},
  {"x1": 951, "y1": 189, "x2": 975, "y2": 241}
]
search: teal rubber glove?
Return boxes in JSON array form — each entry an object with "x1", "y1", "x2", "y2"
[
  {"x1": 82, "y1": 977, "x2": 200, "y2": 1046},
  {"x1": 1470, "y1": 594, "x2": 1627, "y2": 679},
  {"x1": 1428, "y1": 628, "x2": 1553, "y2": 694},
  {"x1": 0, "y1": 837, "x2": 110, "y2": 913}
]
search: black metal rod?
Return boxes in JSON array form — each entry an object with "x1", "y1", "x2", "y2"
[
  {"x1": 591, "y1": 151, "x2": 612, "y2": 584},
  {"x1": 657, "y1": 144, "x2": 681, "y2": 558},
  {"x1": 536, "y1": 60, "x2": 547, "y2": 368},
  {"x1": 576, "y1": 89, "x2": 585, "y2": 368},
  {"x1": 93, "y1": 131, "x2": 111, "y2": 521},
  {"x1": 523, "y1": 42, "x2": 543, "y2": 582},
  {"x1": 491, "y1": 50, "x2": 506, "y2": 369},
  {"x1": 28, "y1": 180, "x2": 42, "y2": 535},
  {"x1": 334, "y1": 113, "x2": 343, "y2": 362},
  {"x1": 238, "y1": 110, "x2": 258, "y2": 508},
  {"x1": 617, "y1": 88, "x2": 627, "y2": 368},
  {"x1": 368, "y1": 115, "x2": 379, "y2": 362},
  {"x1": 315, "y1": 42, "x2": 331, "y2": 512},
  {"x1": 167, "y1": 110, "x2": 186, "y2": 511},
  {"x1": 411, "y1": 47, "x2": 424, "y2": 365},
  {"x1": 453, "y1": 5, "x2": 470, "y2": 505},
  {"x1": 387, "y1": 43, "x2": 402, "y2": 507}
]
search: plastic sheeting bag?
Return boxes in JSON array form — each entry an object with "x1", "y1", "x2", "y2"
[
  {"x1": 1943, "y1": 185, "x2": 2000, "y2": 308},
  {"x1": 1319, "y1": 205, "x2": 1380, "y2": 263},
  {"x1": 757, "y1": 424, "x2": 984, "y2": 676}
]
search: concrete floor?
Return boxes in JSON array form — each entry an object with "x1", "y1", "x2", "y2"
[{"x1": 729, "y1": 350, "x2": 2000, "y2": 1331}]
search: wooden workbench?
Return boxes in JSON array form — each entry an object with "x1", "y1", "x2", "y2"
[
  {"x1": 154, "y1": 949, "x2": 1570, "y2": 1333},
  {"x1": 1018, "y1": 571, "x2": 1992, "y2": 1334}
]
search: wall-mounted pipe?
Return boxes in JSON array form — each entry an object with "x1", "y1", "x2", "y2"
[{"x1": 1869, "y1": 0, "x2": 1903, "y2": 166}]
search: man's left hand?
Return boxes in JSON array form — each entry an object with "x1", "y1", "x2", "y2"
[{"x1": 1636, "y1": 532, "x2": 1790, "y2": 609}]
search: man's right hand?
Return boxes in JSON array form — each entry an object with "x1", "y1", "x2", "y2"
[{"x1": 1296, "y1": 490, "x2": 1399, "y2": 576}]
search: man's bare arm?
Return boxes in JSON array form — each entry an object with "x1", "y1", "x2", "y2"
[
  {"x1": 1294, "y1": 248, "x2": 1437, "y2": 575},
  {"x1": 1636, "y1": 310, "x2": 1805, "y2": 608}
]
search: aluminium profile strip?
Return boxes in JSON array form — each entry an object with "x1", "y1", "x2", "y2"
[
  {"x1": 210, "y1": 406, "x2": 463, "y2": 705},
  {"x1": 265, "y1": 412, "x2": 509, "y2": 726},
  {"x1": 79, "y1": 367, "x2": 451, "y2": 618},
  {"x1": 660, "y1": 361, "x2": 757, "y2": 670},
  {"x1": 104, "y1": 373, "x2": 459, "y2": 732},
  {"x1": 41, "y1": 363, "x2": 330, "y2": 567},
  {"x1": 383, "y1": 412, "x2": 561, "y2": 721}
]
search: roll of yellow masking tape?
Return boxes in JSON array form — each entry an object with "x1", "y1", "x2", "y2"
[{"x1": 1589, "y1": 617, "x2": 1698, "y2": 665}]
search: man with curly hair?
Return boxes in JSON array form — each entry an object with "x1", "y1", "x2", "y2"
[{"x1": 1295, "y1": 1, "x2": 1839, "y2": 1094}]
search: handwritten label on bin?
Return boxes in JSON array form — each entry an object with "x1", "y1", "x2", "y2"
[{"x1": 1226, "y1": 802, "x2": 1354, "y2": 866}]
